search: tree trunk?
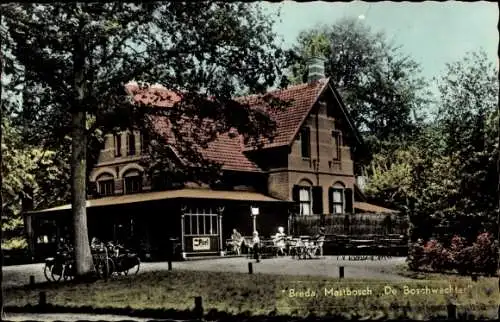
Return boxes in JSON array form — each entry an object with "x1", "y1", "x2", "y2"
[
  {"x1": 71, "y1": 28, "x2": 94, "y2": 277},
  {"x1": 0, "y1": 34, "x2": 5, "y2": 319},
  {"x1": 71, "y1": 109, "x2": 94, "y2": 276}
]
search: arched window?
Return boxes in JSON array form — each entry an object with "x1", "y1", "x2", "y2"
[
  {"x1": 96, "y1": 173, "x2": 115, "y2": 197},
  {"x1": 331, "y1": 182, "x2": 345, "y2": 214},
  {"x1": 295, "y1": 179, "x2": 313, "y2": 216},
  {"x1": 123, "y1": 169, "x2": 142, "y2": 194}
]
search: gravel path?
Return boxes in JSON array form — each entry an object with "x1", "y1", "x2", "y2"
[{"x1": 3, "y1": 256, "x2": 409, "y2": 288}]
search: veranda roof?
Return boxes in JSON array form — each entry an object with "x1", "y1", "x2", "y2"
[{"x1": 26, "y1": 188, "x2": 290, "y2": 215}]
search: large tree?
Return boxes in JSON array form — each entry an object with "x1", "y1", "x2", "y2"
[
  {"x1": 365, "y1": 50, "x2": 499, "y2": 240},
  {"x1": 289, "y1": 17, "x2": 430, "y2": 153},
  {"x1": 2, "y1": 2, "x2": 289, "y2": 277}
]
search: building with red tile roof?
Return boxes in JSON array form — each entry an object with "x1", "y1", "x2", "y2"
[{"x1": 25, "y1": 60, "x2": 403, "y2": 261}]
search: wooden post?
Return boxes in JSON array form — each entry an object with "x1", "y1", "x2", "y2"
[
  {"x1": 248, "y1": 262, "x2": 253, "y2": 274},
  {"x1": 180, "y1": 213, "x2": 186, "y2": 259},
  {"x1": 194, "y1": 296, "x2": 203, "y2": 319},
  {"x1": 29, "y1": 275, "x2": 35, "y2": 286},
  {"x1": 339, "y1": 266, "x2": 344, "y2": 279},
  {"x1": 471, "y1": 274, "x2": 478, "y2": 282},
  {"x1": 218, "y1": 213, "x2": 223, "y2": 256},
  {"x1": 447, "y1": 303, "x2": 456, "y2": 320},
  {"x1": 38, "y1": 291, "x2": 47, "y2": 307},
  {"x1": 168, "y1": 260, "x2": 172, "y2": 271}
]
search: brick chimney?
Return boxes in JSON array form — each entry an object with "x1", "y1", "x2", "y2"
[{"x1": 307, "y1": 56, "x2": 326, "y2": 83}]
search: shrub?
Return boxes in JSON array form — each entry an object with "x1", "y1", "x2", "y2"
[
  {"x1": 1, "y1": 237, "x2": 28, "y2": 250},
  {"x1": 471, "y1": 232, "x2": 498, "y2": 276},
  {"x1": 423, "y1": 239, "x2": 451, "y2": 271},
  {"x1": 407, "y1": 239, "x2": 426, "y2": 270},
  {"x1": 448, "y1": 235, "x2": 467, "y2": 268}
]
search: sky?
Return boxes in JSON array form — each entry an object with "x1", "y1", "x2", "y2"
[{"x1": 262, "y1": 1, "x2": 498, "y2": 94}]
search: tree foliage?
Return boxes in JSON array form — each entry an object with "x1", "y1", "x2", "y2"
[
  {"x1": 289, "y1": 18, "x2": 430, "y2": 150},
  {"x1": 365, "y1": 50, "x2": 499, "y2": 240},
  {"x1": 2, "y1": 2, "x2": 289, "y2": 275}
]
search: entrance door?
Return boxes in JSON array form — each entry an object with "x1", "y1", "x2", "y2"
[{"x1": 181, "y1": 208, "x2": 221, "y2": 257}]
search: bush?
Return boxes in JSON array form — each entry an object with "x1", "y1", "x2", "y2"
[
  {"x1": 471, "y1": 232, "x2": 498, "y2": 276},
  {"x1": 410, "y1": 232, "x2": 499, "y2": 276},
  {"x1": 448, "y1": 235, "x2": 467, "y2": 267},
  {"x1": 423, "y1": 239, "x2": 451, "y2": 271},
  {"x1": 1, "y1": 237, "x2": 28, "y2": 250},
  {"x1": 406, "y1": 239, "x2": 426, "y2": 270}
]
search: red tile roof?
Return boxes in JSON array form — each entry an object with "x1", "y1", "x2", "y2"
[
  {"x1": 239, "y1": 79, "x2": 328, "y2": 150},
  {"x1": 126, "y1": 79, "x2": 329, "y2": 172}
]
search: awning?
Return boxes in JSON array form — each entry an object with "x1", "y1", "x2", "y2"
[
  {"x1": 354, "y1": 202, "x2": 399, "y2": 214},
  {"x1": 26, "y1": 188, "x2": 290, "y2": 215}
]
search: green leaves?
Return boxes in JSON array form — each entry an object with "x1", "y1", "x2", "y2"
[
  {"x1": 289, "y1": 17, "x2": 428, "y2": 150},
  {"x1": 365, "y1": 50, "x2": 499, "y2": 240}
]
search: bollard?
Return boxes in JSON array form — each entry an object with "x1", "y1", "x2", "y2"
[
  {"x1": 194, "y1": 296, "x2": 203, "y2": 319},
  {"x1": 339, "y1": 266, "x2": 344, "y2": 279},
  {"x1": 38, "y1": 291, "x2": 47, "y2": 307},
  {"x1": 248, "y1": 262, "x2": 253, "y2": 274},
  {"x1": 447, "y1": 303, "x2": 456, "y2": 320},
  {"x1": 168, "y1": 260, "x2": 172, "y2": 271},
  {"x1": 29, "y1": 275, "x2": 35, "y2": 286}
]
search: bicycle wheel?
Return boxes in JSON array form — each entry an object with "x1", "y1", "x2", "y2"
[
  {"x1": 43, "y1": 263, "x2": 54, "y2": 282},
  {"x1": 97, "y1": 258, "x2": 115, "y2": 279},
  {"x1": 124, "y1": 257, "x2": 140, "y2": 276},
  {"x1": 50, "y1": 263, "x2": 65, "y2": 282},
  {"x1": 63, "y1": 263, "x2": 75, "y2": 281}
]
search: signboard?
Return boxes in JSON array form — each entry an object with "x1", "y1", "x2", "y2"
[{"x1": 192, "y1": 237, "x2": 210, "y2": 251}]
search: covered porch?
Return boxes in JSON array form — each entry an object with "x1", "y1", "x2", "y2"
[{"x1": 24, "y1": 188, "x2": 291, "y2": 261}]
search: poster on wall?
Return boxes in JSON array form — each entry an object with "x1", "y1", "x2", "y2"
[{"x1": 192, "y1": 237, "x2": 210, "y2": 251}]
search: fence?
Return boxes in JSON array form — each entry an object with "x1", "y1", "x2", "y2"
[{"x1": 289, "y1": 212, "x2": 409, "y2": 237}]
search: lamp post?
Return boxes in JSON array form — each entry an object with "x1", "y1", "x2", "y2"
[{"x1": 250, "y1": 206, "x2": 259, "y2": 232}]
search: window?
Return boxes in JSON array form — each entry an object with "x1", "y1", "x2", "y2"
[
  {"x1": 183, "y1": 214, "x2": 218, "y2": 235},
  {"x1": 98, "y1": 180, "x2": 114, "y2": 197},
  {"x1": 124, "y1": 176, "x2": 142, "y2": 194},
  {"x1": 300, "y1": 127, "x2": 311, "y2": 158},
  {"x1": 332, "y1": 186, "x2": 344, "y2": 214},
  {"x1": 332, "y1": 131, "x2": 341, "y2": 161},
  {"x1": 114, "y1": 134, "x2": 122, "y2": 157},
  {"x1": 299, "y1": 187, "x2": 312, "y2": 216},
  {"x1": 141, "y1": 132, "x2": 150, "y2": 154},
  {"x1": 127, "y1": 133, "x2": 136, "y2": 156}
]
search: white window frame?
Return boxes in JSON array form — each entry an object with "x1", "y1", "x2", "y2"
[
  {"x1": 332, "y1": 183, "x2": 345, "y2": 214},
  {"x1": 299, "y1": 186, "x2": 312, "y2": 216}
]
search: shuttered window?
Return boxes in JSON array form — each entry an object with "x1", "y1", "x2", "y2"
[{"x1": 299, "y1": 187, "x2": 312, "y2": 216}]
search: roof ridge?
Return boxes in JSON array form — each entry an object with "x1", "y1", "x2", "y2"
[{"x1": 235, "y1": 77, "x2": 330, "y2": 101}]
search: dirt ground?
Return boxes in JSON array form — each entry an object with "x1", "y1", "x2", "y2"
[{"x1": 2, "y1": 256, "x2": 409, "y2": 289}]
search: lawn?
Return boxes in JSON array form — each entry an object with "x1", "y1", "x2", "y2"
[{"x1": 4, "y1": 270, "x2": 499, "y2": 320}]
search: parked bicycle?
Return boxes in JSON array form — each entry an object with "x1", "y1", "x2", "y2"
[
  {"x1": 106, "y1": 241, "x2": 141, "y2": 276},
  {"x1": 43, "y1": 243, "x2": 75, "y2": 282}
]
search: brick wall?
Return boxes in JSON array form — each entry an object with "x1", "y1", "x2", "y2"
[{"x1": 267, "y1": 171, "x2": 289, "y2": 200}]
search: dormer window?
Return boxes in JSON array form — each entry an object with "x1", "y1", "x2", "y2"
[{"x1": 300, "y1": 127, "x2": 311, "y2": 158}]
